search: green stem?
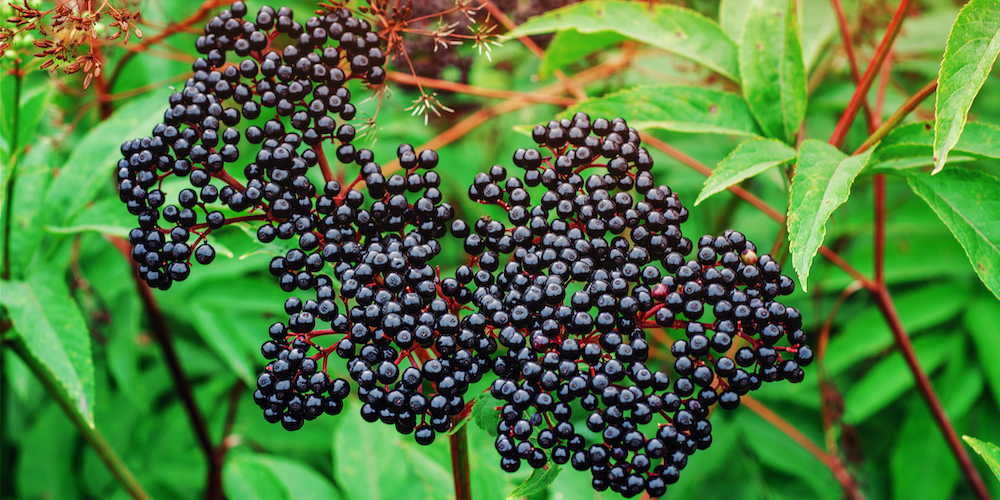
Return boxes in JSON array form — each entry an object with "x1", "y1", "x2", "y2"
[
  {"x1": 3, "y1": 59, "x2": 22, "y2": 281},
  {"x1": 449, "y1": 419, "x2": 472, "y2": 500},
  {"x1": 7, "y1": 337, "x2": 151, "y2": 500}
]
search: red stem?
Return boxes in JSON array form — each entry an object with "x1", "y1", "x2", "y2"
[
  {"x1": 830, "y1": 0, "x2": 876, "y2": 132},
  {"x1": 828, "y1": 0, "x2": 913, "y2": 149},
  {"x1": 315, "y1": 141, "x2": 335, "y2": 184}
]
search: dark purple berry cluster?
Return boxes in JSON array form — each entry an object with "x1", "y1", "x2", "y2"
[{"x1": 112, "y1": 3, "x2": 812, "y2": 497}]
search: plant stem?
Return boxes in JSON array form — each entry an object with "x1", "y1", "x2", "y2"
[
  {"x1": 449, "y1": 419, "x2": 472, "y2": 500},
  {"x1": 829, "y1": 0, "x2": 913, "y2": 149},
  {"x1": 386, "y1": 71, "x2": 578, "y2": 106},
  {"x1": 7, "y1": 337, "x2": 151, "y2": 500},
  {"x1": 742, "y1": 396, "x2": 865, "y2": 500},
  {"x1": 852, "y1": 78, "x2": 938, "y2": 155},
  {"x1": 2, "y1": 59, "x2": 22, "y2": 281},
  {"x1": 870, "y1": 287, "x2": 991, "y2": 500},
  {"x1": 830, "y1": 0, "x2": 876, "y2": 131},
  {"x1": 109, "y1": 237, "x2": 215, "y2": 464}
]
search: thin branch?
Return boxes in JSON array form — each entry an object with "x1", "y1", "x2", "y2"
[
  {"x1": 478, "y1": 0, "x2": 588, "y2": 100},
  {"x1": 386, "y1": 71, "x2": 578, "y2": 106},
  {"x1": 852, "y1": 78, "x2": 937, "y2": 155},
  {"x1": 871, "y1": 287, "x2": 992, "y2": 500},
  {"x1": 7, "y1": 337, "x2": 152, "y2": 500},
  {"x1": 742, "y1": 396, "x2": 865, "y2": 500},
  {"x1": 829, "y1": 0, "x2": 913, "y2": 148},
  {"x1": 830, "y1": 0, "x2": 876, "y2": 130},
  {"x1": 109, "y1": 237, "x2": 214, "y2": 464}
]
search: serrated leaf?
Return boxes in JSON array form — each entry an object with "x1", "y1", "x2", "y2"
[
  {"x1": 539, "y1": 30, "x2": 626, "y2": 78},
  {"x1": 45, "y1": 91, "x2": 169, "y2": 227},
  {"x1": 509, "y1": 1, "x2": 740, "y2": 83},
  {"x1": 696, "y1": 138, "x2": 796, "y2": 205},
  {"x1": 843, "y1": 333, "x2": 957, "y2": 423},
  {"x1": 933, "y1": 0, "x2": 1000, "y2": 174},
  {"x1": 906, "y1": 168, "x2": 1000, "y2": 301},
  {"x1": 560, "y1": 85, "x2": 761, "y2": 137},
  {"x1": 505, "y1": 462, "x2": 561, "y2": 500},
  {"x1": 787, "y1": 140, "x2": 873, "y2": 291},
  {"x1": 223, "y1": 452, "x2": 340, "y2": 500},
  {"x1": 472, "y1": 393, "x2": 504, "y2": 437},
  {"x1": 963, "y1": 298, "x2": 1000, "y2": 410},
  {"x1": 0, "y1": 274, "x2": 95, "y2": 426},
  {"x1": 963, "y1": 436, "x2": 1000, "y2": 481},
  {"x1": 739, "y1": 0, "x2": 807, "y2": 144}
]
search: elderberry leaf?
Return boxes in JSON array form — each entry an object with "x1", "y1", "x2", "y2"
[
  {"x1": 45, "y1": 91, "x2": 168, "y2": 227},
  {"x1": 472, "y1": 393, "x2": 505, "y2": 437},
  {"x1": 842, "y1": 333, "x2": 958, "y2": 423},
  {"x1": 933, "y1": 0, "x2": 1000, "y2": 174},
  {"x1": 737, "y1": 411, "x2": 840, "y2": 498},
  {"x1": 787, "y1": 140, "x2": 873, "y2": 291},
  {"x1": 0, "y1": 273, "x2": 95, "y2": 426},
  {"x1": 870, "y1": 121, "x2": 1000, "y2": 172},
  {"x1": 906, "y1": 168, "x2": 1000, "y2": 301},
  {"x1": 188, "y1": 305, "x2": 256, "y2": 384},
  {"x1": 504, "y1": 460, "x2": 561, "y2": 500},
  {"x1": 333, "y1": 403, "x2": 428, "y2": 500},
  {"x1": 560, "y1": 84, "x2": 762, "y2": 137},
  {"x1": 695, "y1": 138, "x2": 797, "y2": 205},
  {"x1": 964, "y1": 298, "x2": 1000, "y2": 409},
  {"x1": 721, "y1": 0, "x2": 838, "y2": 71},
  {"x1": 538, "y1": 30, "x2": 626, "y2": 79},
  {"x1": 739, "y1": 0, "x2": 807, "y2": 145},
  {"x1": 223, "y1": 452, "x2": 340, "y2": 500},
  {"x1": 508, "y1": 1, "x2": 741, "y2": 83},
  {"x1": 963, "y1": 436, "x2": 1000, "y2": 481},
  {"x1": 6, "y1": 146, "x2": 56, "y2": 276}
]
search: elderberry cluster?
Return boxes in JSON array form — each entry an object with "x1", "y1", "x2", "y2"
[
  {"x1": 111, "y1": 2, "x2": 814, "y2": 497},
  {"x1": 114, "y1": 1, "x2": 384, "y2": 289}
]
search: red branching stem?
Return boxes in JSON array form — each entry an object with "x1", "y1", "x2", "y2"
[
  {"x1": 830, "y1": 0, "x2": 876, "y2": 132},
  {"x1": 386, "y1": 71, "x2": 578, "y2": 106},
  {"x1": 852, "y1": 78, "x2": 938, "y2": 155},
  {"x1": 315, "y1": 140, "x2": 335, "y2": 184},
  {"x1": 871, "y1": 287, "x2": 992, "y2": 500},
  {"x1": 829, "y1": 0, "x2": 913, "y2": 148},
  {"x1": 742, "y1": 396, "x2": 865, "y2": 500}
]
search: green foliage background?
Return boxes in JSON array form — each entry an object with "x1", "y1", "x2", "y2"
[{"x1": 1, "y1": 0, "x2": 999, "y2": 499}]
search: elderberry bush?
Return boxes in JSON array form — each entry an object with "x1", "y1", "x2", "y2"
[{"x1": 111, "y1": 2, "x2": 812, "y2": 497}]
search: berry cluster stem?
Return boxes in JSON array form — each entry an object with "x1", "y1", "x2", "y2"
[{"x1": 449, "y1": 417, "x2": 473, "y2": 500}]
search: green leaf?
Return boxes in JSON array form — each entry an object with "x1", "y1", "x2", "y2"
[
  {"x1": 333, "y1": 403, "x2": 426, "y2": 500},
  {"x1": 508, "y1": 1, "x2": 741, "y2": 83},
  {"x1": 45, "y1": 91, "x2": 169, "y2": 227},
  {"x1": 0, "y1": 273, "x2": 95, "y2": 426},
  {"x1": 0, "y1": 77, "x2": 54, "y2": 159},
  {"x1": 7, "y1": 146, "x2": 56, "y2": 276},
  {"x1": 45, "y1": 224, "x2": 131, "y2": 238},
  {"x1": 873, "y1": 121, "x2": 1000, "y2": 166},
  {"x1": 472, "y1": 393, "x2": 504, "y2": 437},
  {"x1": 964, "y1": 298, "x2": 1000, "y2": 410},
  {"x1": 695, "y1": 138, "x2": 796, "y2": 205},
  {"x1": 560, "y1": 85, "x2": 762, "y2": 137},
  {"x1": 825, "y1": 283, "x2": 969, "y2": 375},
  {"x1": 842, "y1": 333, "x2": 957, "y2": 423},
  {"x1": 738, "y1": 0, "x2": 808, "y2": 144},
  {"x1": 538, "y1": 30, "x2": 626, "y2": 78},
  {"x1": 738, "y1": 412, "x2": 839, "y2": 497},
  {"x1": 799, "y1": 0, "x2": 839, "y2": 72},
  {"x1": 787, "y1": 140, "x2": 873, "y2": 291},
  {"x1": 719, "y1": 0, "x2": 751, "y2": 43},
  {"x1": 933, "y1": 0, "x2": 1000, "y2": 174},
  {"x1": 223, "y1": 452, "x2": 340, "y2": 500},
  {"x1": 505, "y1": 462, "x2": 561, "y2": 500},
  {"x1": 906, "y1": 168, "x2": 1000, "y2": 301},
  {"x1": 963, "y1": 436, "x2": 1000, "y2": 481},
  {"x1": 188, "y1": 305, "x2": 256, "y2": 385}
]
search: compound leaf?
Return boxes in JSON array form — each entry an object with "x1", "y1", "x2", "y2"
[
  {"x1": 509, "y1": 1, "x2": 740, "y2": 82},
  {"x1": 561, "y1": 84, "x2": 761, "y2": 137},
  {"x1": 739, "y1": 0, "x2": 807, "y2": 144},
  {"x1": 933, "y1": 0, "x2": 1000, "y2": 174},
  {"x1": 696, "y1": 138, "x2": 796, "y2": 205},
  {"x1": 787, "y1": 140, "x2": 873, "y2": 291},
  {"x1": 906, "y1": 168, "x2": 1000, "y2": 301},
  {"x1": 0, "y1": 273, "x2": 95, "y2": 426}
]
